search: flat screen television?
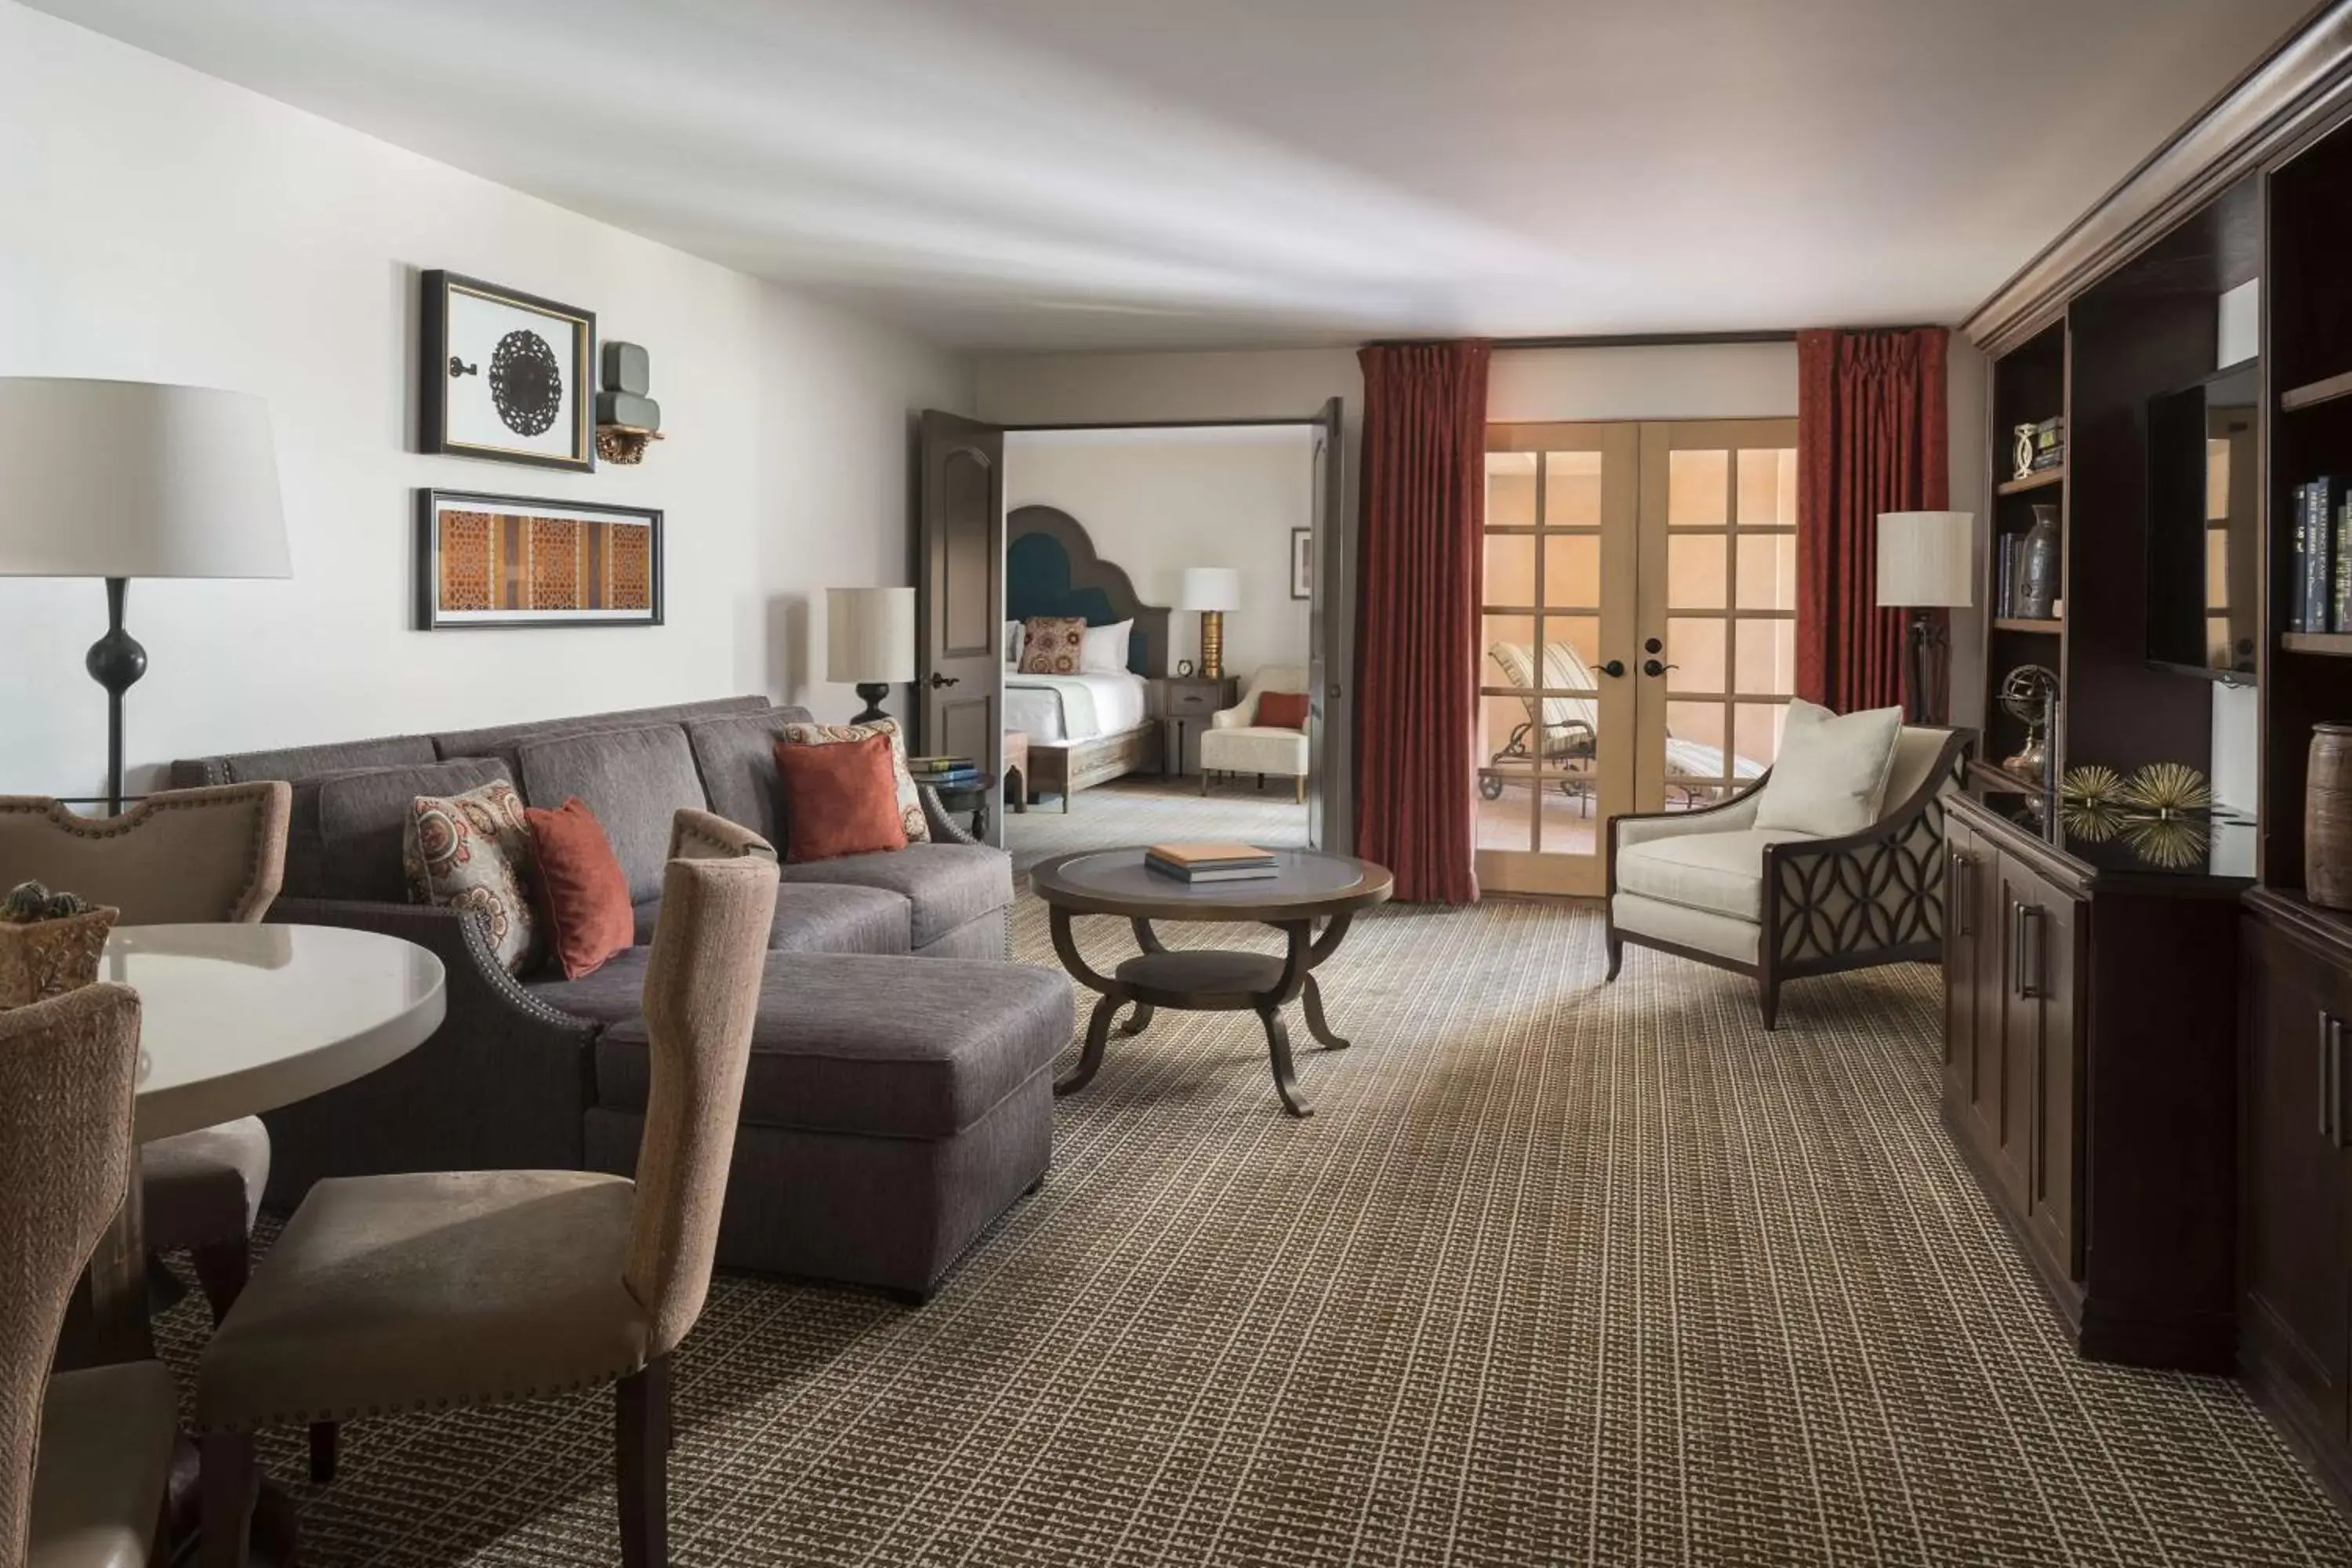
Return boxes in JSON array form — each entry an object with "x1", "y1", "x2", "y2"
[{"x1": 2145, "y1": 361, "x2": 2259, "y2": 683}]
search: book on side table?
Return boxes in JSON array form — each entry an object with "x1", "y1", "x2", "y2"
[{"x1": 1145, "y1": 842, "x2": 1279, "y2": 884}]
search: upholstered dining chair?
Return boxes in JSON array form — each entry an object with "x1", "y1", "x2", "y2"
[
  {"x1": 0, "y1": 785, "x2": 292, "y2": 1323},
  {"x1": 2, "y1": 982, "x2": 180, "y2": 1568},
  {"x1": 1200, "y1": 663, "x2": 1311, "y2": 800},
  {"x1": 195, "y1": 827, "x2": 780, "y2": 1568}
]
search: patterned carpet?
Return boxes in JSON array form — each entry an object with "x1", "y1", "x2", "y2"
[
  {"x1": 1004, "y1": 773, "x2": 1309, "y2": 874},
  {"x1": 157, "y1": 891, "x2": 2352, "y2": 1566}
]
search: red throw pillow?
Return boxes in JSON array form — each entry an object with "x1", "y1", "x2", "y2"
[
  {"x1": 773, "y1": 733, "x2": 910, "y2": 863},
  {"x1": 524, "y1": 797, "x2": 635, "y2": 981},
  {"x1": 1257, "y1": 691, "x2": 1310, "y2": 730}
]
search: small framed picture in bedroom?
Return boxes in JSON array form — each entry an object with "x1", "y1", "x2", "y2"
[
  {"x1": 1290, "y1": 527, "x2": 1312, "y2": 600},
  {"x1": 419, "y1": 270, "x2": 596, "y2": 471},
  {"x1": 416, "y1": 489, "x2": 662, "y2": 630}
]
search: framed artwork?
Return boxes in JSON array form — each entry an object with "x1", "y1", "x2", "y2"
[
  {"x1": 419, "y1": 270, "x2": 595, "y2": 472},
  {"x1": 1290, "y1": 527, "x2": 1312, "y2": 600},
  {"x1": 416, "y1": 489, "x2": 662, "y2": 630}
]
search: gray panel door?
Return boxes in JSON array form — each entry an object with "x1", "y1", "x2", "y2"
[
  {"x1": 1308, "y1": 396, "x2": 1351, "y2": 855},
  {"x1": 917, "y1": 410, "x2": 1005, "y2": 846}
]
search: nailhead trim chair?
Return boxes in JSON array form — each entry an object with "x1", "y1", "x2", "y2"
[
  {"x1": 195, "y1": 818, "x2": 780, "y2": 1567},
  {"x1": 0, "y1": 785, "x2": 293, "y2": 1324},
  {"x1": 1604, "y1": 726, "x2": 1970, "y2": 1028},
  {"x1": 2, "y1": 982, "x2": 179, "y2": 1568}
]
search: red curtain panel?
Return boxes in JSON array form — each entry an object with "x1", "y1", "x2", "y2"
[
  {"x1": 1353, "y1": 339, "x2": 1491, "y2": 904},
  {"x1": 1796, "y1": 327, "x2": 1951, "y2": 717}
]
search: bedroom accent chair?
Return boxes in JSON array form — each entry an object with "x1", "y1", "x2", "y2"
[
  {"x1": 195, "y1": 838, "x2": 779, "y2": 1568},
  {"x1": 1605, "y1": 722, "x2": 1970, "y2": 1028},
  {"x1": 4, "y1": 982, "x2": 180, "y2": 1568},
  {"x1": 0, "y1": 783, "x2": 292, "y2": 1323},
  {"x1": 1200, "y1": 664, "x2": 1311, "y2": 800}
]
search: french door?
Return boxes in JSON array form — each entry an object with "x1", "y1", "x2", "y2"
[{"x1": 1476, "y1": 417, "x2": 1798, "y2": 897}]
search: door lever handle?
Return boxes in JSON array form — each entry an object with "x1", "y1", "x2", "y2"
[
  {"x1": 1598, "y1": 659, "x2": 1626, "y2": 678},
  {"x1": 927, "y1": 671, "x2": 960, "y2": 689},
  {"x1": 1642, "y1": 659, "x2": 1678, "y2": 677}
]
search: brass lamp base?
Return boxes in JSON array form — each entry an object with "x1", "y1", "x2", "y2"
[{"x1": 1200, "y1": 610, "x2": 1225, "y2": 681}]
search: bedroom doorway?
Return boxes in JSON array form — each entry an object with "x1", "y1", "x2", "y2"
[{"x1": 1477, "y1": 416, "x2": 1798, "y2": 897}]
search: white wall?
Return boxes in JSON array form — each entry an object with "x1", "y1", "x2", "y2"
[
  {"x1": 1005, "y1": 428, "x2": 1313, "y2": 681},
  {"x1": 0, "y1": 2, "x2": 968, "y2": 797}
]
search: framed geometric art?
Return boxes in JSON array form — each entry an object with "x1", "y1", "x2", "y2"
[
  {"x1": 1290, "y1": 526, "x2": 1313, "y2": 601},
  {"x1": 416, "y1": 489, "x2": 662, "y2": 630},
  {"x1": 419, "y1": 270, "x2": 596, "y2": 472}
]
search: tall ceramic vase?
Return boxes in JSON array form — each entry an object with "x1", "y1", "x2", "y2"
[{"x1": 2015, "y1": 503, "x2": 2060, "y2": 621}]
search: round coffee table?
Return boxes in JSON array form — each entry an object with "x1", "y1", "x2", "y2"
[{"x1": 1029, "y1": 848, "x2": 1392, "y2": 1116}]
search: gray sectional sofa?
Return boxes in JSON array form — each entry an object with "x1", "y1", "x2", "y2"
[{"x1": 171, "y1": 696, "x2": 1072, "y2": 1300}]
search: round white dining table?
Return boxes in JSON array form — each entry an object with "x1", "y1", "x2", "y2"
[{"x1": 85, "y1": 923, "x2": 446, "y2": 1352}]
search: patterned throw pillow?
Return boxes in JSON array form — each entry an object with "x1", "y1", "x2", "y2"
[
  {"x1": 776, "y1": 715, "x2": 931, "y2": 845},
  {"x1": 1018, "y1": 615, "x2": 1088, "y2": 676},
  {"x1": 402, "y1": 779, "x2": 543, "y2": 975}
]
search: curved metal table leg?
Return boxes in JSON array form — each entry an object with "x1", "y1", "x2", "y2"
[
  {"x1": 1300, "y1": 975, "x2": 1350, "y2": 1050},
  {"x1": 1120, "y1": 1001, "x2": 1156, "y2": 1036},
  {"x1": 1258, "y1": 1006, "x2": 1311, "y2": 1117},
  {"x1": 1056, "y1": 988, "x2": 1127, "y2": 1097}
]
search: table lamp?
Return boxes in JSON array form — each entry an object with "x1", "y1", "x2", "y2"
[
  {"x1": 1177, "y1": 567, "x2": 1241, "y2": 681},
  {"x1": 827, "y1": 586, "x2": 916, "y2": 724},
  {"x1": 1875, "y1": 510, "x2": 1974, "y2": 724},
  {"x1": 0, "y1": 379, "x2": 289, "y2": 814}
]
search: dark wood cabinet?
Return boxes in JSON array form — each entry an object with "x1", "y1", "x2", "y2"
[
  {"x1": 2241, "y1": 890, "x2": 2352, "y2": 1505},
  {"x1": 1940, "y1": 793, "x2": 2246, "y2": 1371}
]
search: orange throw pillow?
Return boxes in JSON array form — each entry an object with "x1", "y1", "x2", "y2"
[
  {"x1": 773, "y1": 733, "x2": 910, "y2": 863},
  {"x1": 1257, "y1": 691, "x2": 1310, "y2": 730},
  {"x1": 524, "y1": 797, "x2": 635, "y2": 980}
]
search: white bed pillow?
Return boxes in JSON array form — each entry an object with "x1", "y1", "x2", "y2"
[
  {"x1": 1080, "y1": 619, "x2": 1133, "y2": 673},
  {"x1": 1752, "y1": 699, "x2": 1904, "y2": 837},
  {"x1": 1004, "y1": 620, "x2": 1022, "y2": 662}
]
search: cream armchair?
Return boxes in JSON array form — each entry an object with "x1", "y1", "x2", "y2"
[
  {"x1": 1200, "y1": 664, "x2": 1310, "y2": 800},
  {"x1": 1604, "y1": 724, "x2": 1970, "y2": 1029}
]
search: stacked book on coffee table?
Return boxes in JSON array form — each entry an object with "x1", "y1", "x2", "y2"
[{"x1": 1145, "y1": 842, "x2": 1279, "y2": 884}]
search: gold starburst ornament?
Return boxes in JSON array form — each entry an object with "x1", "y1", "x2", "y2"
[{"x1": 2119, "y1": 762, "x2": 2212, "y2": 815}]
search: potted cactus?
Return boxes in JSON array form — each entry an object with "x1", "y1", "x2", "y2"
[{"x1": 0, "y1": 880, "x2": 119, "y2": 1008}]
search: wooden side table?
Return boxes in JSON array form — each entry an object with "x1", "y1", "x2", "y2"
[
  {"x1": 1153, "y1": 675, "x2": 1238, "y2": 777},
  {"x1": 1001, "y1": 732, "x2": 1029, "y2": 815}
]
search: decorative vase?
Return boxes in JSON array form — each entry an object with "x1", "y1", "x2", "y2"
[
  {"x1": 0, "y1": 905, "x2": 118, "y2": 1009},
  {"x1": 2015, "y1": 504, "x2": 2060, "y2": 620},
  {"x1": 2308, "y1": 724, "x2": 2352, "y2": 909}
]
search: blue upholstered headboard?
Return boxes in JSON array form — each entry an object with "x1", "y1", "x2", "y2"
[{"x1": 1005, "y1": 505, "x2": 1171, "y2": 677}]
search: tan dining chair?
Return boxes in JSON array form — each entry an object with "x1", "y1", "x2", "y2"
[
  {"x1": 195, "y1": 833, "x2": 780, "y2": 1568},
  {"x1": 2, "y1": 982, "x2": 180, "y2": 1568},
  {"x1": 0, "y1": 785, "x2": 292, "y2": 1321}
]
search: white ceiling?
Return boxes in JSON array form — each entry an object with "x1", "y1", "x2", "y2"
[{"x1": 28, "y1": 0, "x2": 2317, "y2": 352}]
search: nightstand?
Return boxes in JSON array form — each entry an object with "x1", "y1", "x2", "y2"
[{"x1": 1153, "y1": 675, "x2": 1239, "y2": 777}]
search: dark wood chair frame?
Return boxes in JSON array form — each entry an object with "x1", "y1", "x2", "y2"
[{"x1": 1604, "y1": 728, "x2": 1973, "y2": 1029}]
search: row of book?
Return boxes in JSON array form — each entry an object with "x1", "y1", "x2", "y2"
[
  {"x1": 907, "y1": 753, "x2": 980, "y2": 789},
  {"x1": 1145, "y1": 841, "x2": 1278, "y2": 884},
  {"x1": 2289, "y1": 477, "x2": 2352, "y2": 633},
  {"x1": 1992, "y1": 533, "x2": 2034, "y2": 620}
]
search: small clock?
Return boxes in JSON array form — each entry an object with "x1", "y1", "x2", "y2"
[{"x1": 1177, "y1": 658, "x2": 1196, "y2": 677}]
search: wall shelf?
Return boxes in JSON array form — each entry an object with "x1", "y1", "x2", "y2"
[
  {"x1": 2281, "y1": 630, "x2": 2352, "y2": 654},
  {"x1": 1996, "y1": 467, "x2": 2067, "y2": 495},
  {"x1": 2280, "y1": 369, "x2": 2352, "y2": 412},
  {"x1": 1993, "y1": 617, "x2": 2063, "y2": 634}
]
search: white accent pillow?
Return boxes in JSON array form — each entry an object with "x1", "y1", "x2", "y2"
[
  {"x1": 1752, "y1": 699, "x2": 1904, "y2": 837},
  {"x1": 1080, "y1": 619, "x2": 1133, "y2": 673},
  {"x1": 1004, "y1": 620, "x2": 1022, "y2": 662}
]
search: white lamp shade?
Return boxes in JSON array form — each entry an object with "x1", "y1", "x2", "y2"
[
  {"x1": 1875, "y1": 511, "x2": 1975, "y2": 608},
  {"x1": 1176, "y1": 567, "x2": 1240, "y2": 612},
  {"x1": 826, "y1": 586, "x2": 916, "y2": 684},
  {"x1": 0, "y1": 379, "x2": 289, "y2": 579}
]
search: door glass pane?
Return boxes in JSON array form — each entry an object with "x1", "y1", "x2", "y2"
[
  {"x1": 1733, "y1": 702, "x2": 1789, "y2": 775},
  {"x1": 1542, "y1": 535, "x2": 1599, "y2": 610},
  {"x1": 1666, "y1": 535, "x2": 1726, "y2": 610},
  {"x1": 1476, "y1": 695, "x2": 1535, "y2": 853},
  {"x1": 1484, "y1": 535, "x2": 1536, "y2": 607},
  {"x1": 1735, "y1": 619, "x2": 1796, "y2": 695},
  {"x1": 1738, "y1": 448, "x2": 1797, "y2": 528},
  {"x1": 1534, "y1": 765, "x2": 1599, "y2": 858},
  {"x1": 1666, "y1": 699, "x2": 1731, "y2": 787},
  {"x1": 1736, "y1": 532, "x2": 1798, "y2": 609},
  {"x1": 1483, "y1": 614, "x2": 1536, "y2": 666},
  {"x1": 1665, "y1": 617, "x2": 1725, "y2": 693},
  {"x1": 1544, "y1": 451, "x2": 1601, "y2": 527},
  {"x1": 1668, "y1": 450, "x2": 1730, "y2": 526},
  {"x1": 1541, "y1": 615, "x2": 1602, "y2": 676},
  {"x1": 1486, "y1": 452, "x2": 1537, "y2": 527}
]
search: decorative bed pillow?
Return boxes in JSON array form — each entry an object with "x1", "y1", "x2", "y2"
[
  {"x1": 402, "y1": 779, "x2": 542, "y2": 975},
  {"x1": 1018, "y1": 616, "x2": 1088, "y2": 675},
  {"x1": 1080, "y1": 619, "x2": 1133, "y2": 673},
  {"x1": 1752, "y1": 699, "x2": 1904, "y2": 837},
  {"x1": 524, "y1": 797, "x2": 634, "y2": 980},
  {"x1": 771, "y1": 734, "x2": 909, "y2": 862},
  {"x1": 775, "y1": 715, "x2": 930, "y2": 844},
  {"x1": 1256, "y1": 691, "x2": 1310, "y2": 730}
]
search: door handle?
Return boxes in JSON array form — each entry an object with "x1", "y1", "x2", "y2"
[
  {"x1": 1598, "y1": 659, "x2": 1627, "y2": 678},
  {"x1": 1642, "y1": 659, "x2": 1678, "y2": 677},
  {"x1": 927, "y1": 672, "x2": 960, "y2": 689}
]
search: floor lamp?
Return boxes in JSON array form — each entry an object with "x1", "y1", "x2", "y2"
[
  {"x1": 0, "y1": 379, "x2": 289, "y2": 813},
  {"x1": 1875, "y1": 510, "x2": 1975, "y2": 725}
]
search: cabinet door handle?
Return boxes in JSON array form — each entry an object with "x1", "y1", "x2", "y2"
[
  {"x1": 2013, "y1": 902, "x2": 2045, "y2": 1000},
  {"x1": 1950, "y1": 853, "x2": 1972, "y2": 936},
  {"x1": 2332, "y1": 1016, "x2": 2346, "y2": 1152}
]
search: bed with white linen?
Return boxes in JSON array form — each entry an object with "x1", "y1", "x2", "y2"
[{"x1": 1003, "y1": 666, "x2": 1151, "y2": 746}]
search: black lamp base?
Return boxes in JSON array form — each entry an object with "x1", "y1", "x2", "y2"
[
  {"x1": 1903, "y1": 608, "x2": 1947, "y2": 726},
  {"x1": 851, "y1": 683, "x2": 893, "y2": 726},
  {"x1": 85, "y1": 577, "x2": 147, "y2": 816}
]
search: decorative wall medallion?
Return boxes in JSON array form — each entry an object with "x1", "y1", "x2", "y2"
[
  {"x1": 419, "y1": 271, "x2": 595, "y2": 471},
  {"x1": 416, "y1": 489, "x2": 661, "y2": 630}
]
